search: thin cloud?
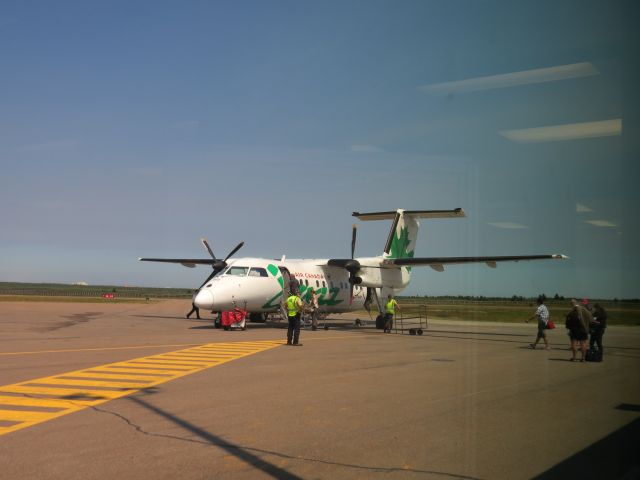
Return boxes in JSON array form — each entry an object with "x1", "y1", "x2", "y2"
[
  {"x1": 419, "y1": 62, "x2": 599, "y2": 95},
  {"x1": 487, "y1": 222, "x2": 529, "y2": 229},
  {"x1": 585, "y1": 220, "x2": 617, "y2": 227},
  {"x1": 500, "y1": 119, "x2": 621, "y2": 143},
  {"x1": 576, "y1": 203, "x2": 594, "y2": 213}
]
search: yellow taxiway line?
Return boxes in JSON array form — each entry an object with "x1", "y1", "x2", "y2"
[{"x1": 0, "y1": 340, "x2": 284, "y2": 437}]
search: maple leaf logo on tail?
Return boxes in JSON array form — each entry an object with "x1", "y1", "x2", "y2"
[{"x1": 383, "y1": 210, "x2": 419, "y2": 260}]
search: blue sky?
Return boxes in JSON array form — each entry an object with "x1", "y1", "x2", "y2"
[{"x1": 1, "y1": 1, "x2": 638, "y2": 298}]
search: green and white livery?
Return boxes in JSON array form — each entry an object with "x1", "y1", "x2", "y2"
[{"x1": 140, "y1": 208, "x2": 567, "y2": 321}]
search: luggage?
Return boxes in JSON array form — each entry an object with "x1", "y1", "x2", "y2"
[
  {"x1": 375, "y1": 314, "x2": 385, "y2": 330},
  {"x1": 221, "y1": 308, "x2": 248, "y2": 330},
  {"x1": 585, "y1": 347, "x2": 602, "y2": 362}
]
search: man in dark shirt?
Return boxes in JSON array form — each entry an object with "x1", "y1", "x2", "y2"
[{"x1": 590, "y1": 303, "x2": 608, "y2": 359}]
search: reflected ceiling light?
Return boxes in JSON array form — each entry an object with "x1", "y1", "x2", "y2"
[
  {"x1": 585, "y1": 220, "x2": 617, "y2": 227},
  {"x1": 576, "y1": 203, "x2": 594, "y2": 213},
  {"x1": 418, "y1": 62, "x2": 599, "y2": 95},
  {"x1": 500, "y1": 119, "x2": 621, "y2": 143},
  {"x1": 488, "y1": 222, "x2": 529, "y2": 229}
]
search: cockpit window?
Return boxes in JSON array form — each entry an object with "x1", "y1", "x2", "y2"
[
  {"x1": 248, "y1": 267, "x2": 268, "y2": 277},
  {"x1": 226, "y1": 266, "x2": 249, "y2": 276}
]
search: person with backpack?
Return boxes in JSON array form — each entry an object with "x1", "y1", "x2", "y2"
[{"x1": 566, "y1": 299, "x2": 590, "y2": 362}]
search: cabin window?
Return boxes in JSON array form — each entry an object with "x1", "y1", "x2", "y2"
[
  {"x1": 322, "y1": 281, "x2": 326, "y2": 288},
  {"x1": 305, "y1": 279, "x2": 309, "y2": 286},
  {"x1": 226, "y1": 266, "x2": 248, "y2": 276},
  {"x1": 316, "y1": 280, "x2": 319, "y2": 288},
  {"x1": 248, "y1": 267, "x2": 268, "y2": 277}
]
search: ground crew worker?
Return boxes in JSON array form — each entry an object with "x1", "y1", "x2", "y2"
[
  {"x1": 384, "y1": 294, "x2": 400, "y2": 333},
  {"x1": 286, "y1": 291, "x2": 304, "y2": 346}
]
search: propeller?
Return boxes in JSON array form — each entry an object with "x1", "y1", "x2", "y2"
[
  {"x1": 197, "y1": 239, "x2": 245, "y2": 289},
  {"x1": 346, "y1": 224, "x2": 361, "y2": 304}
]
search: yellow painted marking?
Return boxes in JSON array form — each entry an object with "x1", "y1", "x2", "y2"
[
  {"x1": 125, "y1": 361, "x2": 200, "y2": 368},
  {"x1": 124, "y1": 360, "x2": 196, "y2": 366},
  {"x1": 101, "y1": 366, "x2": 186, "y2": 374},
  {"x1": 81, "y1": 371, "x2": 173, "y2": 380},
  {"x1": 0, "y1": 396, "x2": 76, "y2": 409},
  {"x1": 154, "y1": 355, "x2": 213, "y2": 362},
  {"x1": 0, "y1": 410, "x2": 60, "y2": 422},
  {"x1": 1, "y1": 385, "x2": 129, "y2": 400},
  {"x1": 32, "y1": 378, "x2": 153, "y2": 389},
  {"x1": 0, "y1": 340, "x2": 283, "y2": 436},
  {"x1": 0, "y1": 343, "x2": 205, "y2": 356}
]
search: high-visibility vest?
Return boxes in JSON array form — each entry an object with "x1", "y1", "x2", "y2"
[
  {"x1": 385, "y1": 299, "x2": 397, "y2": 314},
  {"x1": 286, "y1": 295, "x2": 300, "y2": 317}
]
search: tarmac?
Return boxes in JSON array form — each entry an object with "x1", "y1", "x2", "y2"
[{"x1": 0, "y1": 299, "x2": 639, "y2": 480}]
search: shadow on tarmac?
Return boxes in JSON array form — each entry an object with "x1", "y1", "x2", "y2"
[
  {"x1": 533, "y1": 417, "x2": 640, "y2": 480},
  {"x1": 111, "y1": 395, "x2": 483, "y2": 480}
]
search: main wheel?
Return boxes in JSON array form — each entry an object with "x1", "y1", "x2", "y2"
[{"x1": 249, "y1": 312, "x2": 266, "y2": 323}]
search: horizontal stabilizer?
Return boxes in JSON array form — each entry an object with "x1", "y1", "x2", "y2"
[{"x1": 353, "y1": 208, "x2": 465, "y2": 221}]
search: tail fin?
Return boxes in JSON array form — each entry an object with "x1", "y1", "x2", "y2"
[{"x1": 352, "y1": 208, "x2": 466, "y2": 259}]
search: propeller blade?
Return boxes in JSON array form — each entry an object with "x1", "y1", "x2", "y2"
[
  {"x1": 223, "y1": 241, "x2": 245, "y2": 262},
  {"x1": 349, "y1": 283, "x2": 354, "y2": 305},
  {"x1": 198, "y1": 269, "x2": 219, "y2": 290},
  {"x1": 351, "y1": 224, "x2": 357, "y2": 259},
  {"x1": 201, "y1": 238, "x2": 216, "y2": 260}
]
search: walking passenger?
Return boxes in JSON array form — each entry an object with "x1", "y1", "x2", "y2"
[
  {"x1": 526, "y1": 296, "x2": 550, "y2": 350},
  {"x1": 309, "y1": 288, "x2": 319, "y2": 331},
  {"x1": 289, "y1": 275, "x2": 300, "y2": 295}
]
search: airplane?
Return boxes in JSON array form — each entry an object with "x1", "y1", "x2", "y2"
[{"x1": 139, "y1": 208, "x2": 567, "y2": 323}]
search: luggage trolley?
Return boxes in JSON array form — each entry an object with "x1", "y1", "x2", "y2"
[{"x1": 394, "y1": 304, "x2": 428, "y2": 335}]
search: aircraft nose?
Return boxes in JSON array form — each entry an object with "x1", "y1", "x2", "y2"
[{"x1": 194, "y1": 289, "x2": 213, "y2": 310}]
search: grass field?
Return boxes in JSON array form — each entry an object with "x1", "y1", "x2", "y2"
[
  {"x1": 0, "y1": 295, "x2": 155, "y2": 304},
  {"x1": 1, "y1": 283, "x2": 638, "y2": 325},
  {"x1": 396, "y1": 300, "x2": 640, "y2": 326},
  {"x1": 0, "y1": 282, "x2": 193, "y2": 299}
]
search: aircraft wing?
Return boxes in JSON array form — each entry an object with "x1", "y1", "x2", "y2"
[
  {"x1": 138, "y1": 258, "x2": 218, "y2": 268},
  {"x1": 385, "y1": 254, "x2": 568, "y2": 271}
]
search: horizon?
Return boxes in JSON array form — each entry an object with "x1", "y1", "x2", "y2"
[{"x1": 2, "y1": 280, "x2": 638, "y2": 302}]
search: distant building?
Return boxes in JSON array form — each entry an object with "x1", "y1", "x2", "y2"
[{"x1": 72, "y1": 281, "x2": 89, "y2": 286}]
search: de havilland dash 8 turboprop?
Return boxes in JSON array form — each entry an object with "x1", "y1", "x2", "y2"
[{"x1": 139, "y1": 208, "x2": 567, "y2": 322}]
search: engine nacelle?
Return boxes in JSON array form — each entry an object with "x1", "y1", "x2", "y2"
[{"x1": 356, "y1": 263, "x2": 409, "y2": 290}]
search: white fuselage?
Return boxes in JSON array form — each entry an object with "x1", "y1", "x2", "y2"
[{"x1": 193, "y1": 257, "x2": 410, "y2": 313}]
